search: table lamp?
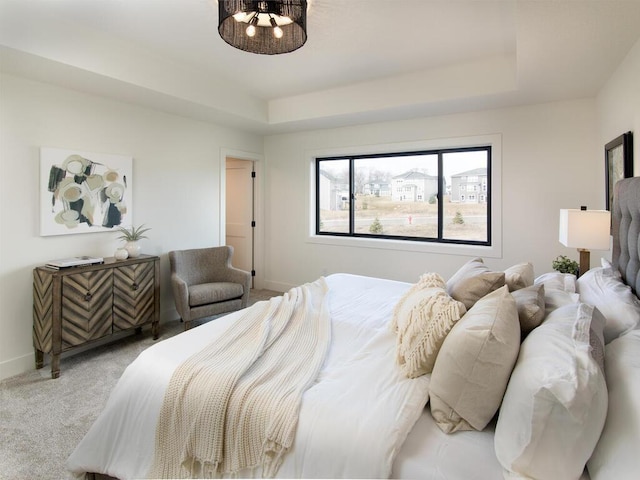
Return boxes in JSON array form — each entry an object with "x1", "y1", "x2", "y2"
[{"x1": 559, "y1": 206, "x2": 611, "y2": 276}]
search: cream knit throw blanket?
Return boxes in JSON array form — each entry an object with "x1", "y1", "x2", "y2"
[{"x1": 148, "y1": 278, "x2": 331, "y2": 479}]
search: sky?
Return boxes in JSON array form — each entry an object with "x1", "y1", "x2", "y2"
[{"x1": 320, "y1": 150, "x2": 488, "y2": 184}]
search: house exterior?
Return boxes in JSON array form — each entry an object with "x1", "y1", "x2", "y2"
[
  {"x1": 363, "y1": 180, "x2": 391, "y2": 197},
  {"x1": 391, "y1": 170, "x2": 438, "y2": 202},
  {"x1": 450, "y1": 168, "x2": 488, "y2": 204},
  {"x1": 319, "y1": 170, "x2": 349, "y2": 210}
]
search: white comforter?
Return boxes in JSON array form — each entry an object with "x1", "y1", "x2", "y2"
[{"x1": 67, "y1": 273, "x2": 431, "y2": 479}]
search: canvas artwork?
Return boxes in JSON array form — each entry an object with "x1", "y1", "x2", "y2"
[{"x1": 40, "y1": 147, "x2": 133, "y2": 236}]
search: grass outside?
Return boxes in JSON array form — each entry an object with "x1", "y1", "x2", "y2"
[{"x1": 320, "y1": 195, "x2": 487, "y2": 241}]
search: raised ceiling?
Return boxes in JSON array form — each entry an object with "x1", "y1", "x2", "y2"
[{"x1": 1, "y1": 0, "x2": 640, "y2": 134}]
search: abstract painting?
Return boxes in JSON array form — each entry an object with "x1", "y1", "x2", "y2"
[{"x1": 40, "y1": 147, "x2": 133, "y2": 236}]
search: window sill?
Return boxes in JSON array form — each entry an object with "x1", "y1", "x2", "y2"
[{"x1": 306, "y1": 234, "x2": 502, "y2": 258}]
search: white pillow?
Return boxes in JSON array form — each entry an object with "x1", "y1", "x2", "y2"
[
  {"x1": 391, "y1": 272, "x2": 467, "y2": 378},
  {"x1": 588, "y1": 330, "x2": 640, "y2": 479},
  {"x1": 600, "y1": 257, "x2": 621, "y2": 278},
  {"x1": 504, "y1": 262, "x2": 534, "y2": 292},
  {"x1": 495, "y1": 303, "x2": 608, "y2": 480},
  {"x1": 534, "y1": 271, "x2": 577, "y2": 293},
  {"x1": 577, "y1": 266, "x2": 640, "y2": 343},
  {"x1": 543, "y1": 289, "x2": 580, "y2": 314},
  {"x1": 430, "y1": 286, "x2": 520, "y2": 433}
]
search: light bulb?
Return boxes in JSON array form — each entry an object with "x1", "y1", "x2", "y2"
[
  {"x1": 246, "y1": 14, "x2": 259, "y2": 37},
  {"x1": 269, "y1": 17, "x2": 283, "y2": 39}
]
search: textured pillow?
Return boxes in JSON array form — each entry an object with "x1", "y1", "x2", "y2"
[
  {"x1": 446, "y1": 258, "x2": 505, "y2": 310},
  {"x1": 495, "y1": 303, "x2": 608, "y2": 480},
  {"x1": 534, "y1": 271, "x2": 577, "y2": 293},
  {"x1": 588, "y1": 330, "x2": 640, "y2": 479},
  {"x1": 511, "y1": 283, "x2": 545, "y2": 334},
  {"x1": 392, "y1": 273, "x2": 467, "y2": 378},
  {"x1": 577, "y1": 267, "x2": 640, "y2": 343},
  {"x1": 504, "y1": 262, "x2": 534, "y2": 292},
  {"x1": 429, "y1": 286, "x2": 520, "y2": 433},
  {"x1": 391, "y1": 272, "x2": 446, "y2": 332}
]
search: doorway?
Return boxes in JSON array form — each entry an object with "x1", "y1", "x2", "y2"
[{"x1": 225, "y1": 158, "x2": 254, "y2": 285}]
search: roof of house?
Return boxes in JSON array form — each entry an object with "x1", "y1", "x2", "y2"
[
  {"x1": 392, "y1": 170, "x2": 437, "y2": 180},
  {"x1": 451, "y1": 168, "x2": 488, "y2": 178}
]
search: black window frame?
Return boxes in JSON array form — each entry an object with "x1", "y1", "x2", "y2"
[{"x1": 315, "y1": 146, "x2": 492, "y2": 246}]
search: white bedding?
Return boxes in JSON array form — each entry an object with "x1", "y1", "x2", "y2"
[
  {"x1": 68, "y1": 273, "x2": 448, "y2": 479},
  {"x1": 587, "y1": 329, "x2": 640, "y2": 479}
]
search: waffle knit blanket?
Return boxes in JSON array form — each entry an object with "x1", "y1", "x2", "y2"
[{"x1": 148, "y1": 277, "x2": 331, "y2": 479}]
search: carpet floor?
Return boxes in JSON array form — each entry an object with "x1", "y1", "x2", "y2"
[{"x1": 0, "y1": 289, "x2": 280, "y2": 480}]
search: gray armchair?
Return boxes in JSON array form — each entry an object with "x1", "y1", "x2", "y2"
[{"x1": 169, "y1": 246, "x2": 251, "y2": 330}]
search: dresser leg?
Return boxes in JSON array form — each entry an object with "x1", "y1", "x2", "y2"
[
  {"x1": 51, "y1": 354, "x2": 60, "y2": 379},
  {"x1": 35, "y1": 349, "x2": 44, "y2": 369},
  {"x1": 152, "y1": 322, "x2": 159, "y2": 340}
]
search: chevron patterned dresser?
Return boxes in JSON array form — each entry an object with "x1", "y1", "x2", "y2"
[{"x1": 33, "y1": 255, "x2": 160, "y2": 378}]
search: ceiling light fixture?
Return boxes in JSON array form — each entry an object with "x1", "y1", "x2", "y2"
[{"x1": 218, "y1": 0, "x2": 307, "y2": 55}]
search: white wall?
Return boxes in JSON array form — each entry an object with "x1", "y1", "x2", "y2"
[
  {"x1": 7, "y1": 42, "x2": 635, "y2": 380},
  {"x1": 597, "y1": 37, "x2": 640, "y2": 174},
  {"x1": 0, "y1": 73, "x2": 263, "y2": 380},
  {"x1": 262, "y1": 99, "x2": 600, "y2": 291}
]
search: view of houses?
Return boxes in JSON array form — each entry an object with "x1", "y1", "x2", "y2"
[
  {"x1": 317, "y1": 156, "x2": 490, "y2": 242},
  {"x1": 321, "y1": 167, "x2": 489, "y2": 211}
]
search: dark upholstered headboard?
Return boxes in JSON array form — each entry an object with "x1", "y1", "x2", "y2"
[{"x1": 612, "y1": 176, "x2": 640, "y2": 294}]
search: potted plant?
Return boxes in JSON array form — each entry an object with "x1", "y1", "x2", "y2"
[
  {"x1": 552, "y1": 255, "x2": 579, "y2": 276},
  {"x1": 117, "y1": 224, "x2": 151, "y2": 258}
]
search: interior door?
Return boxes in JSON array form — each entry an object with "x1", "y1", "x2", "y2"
[{"x1": 226, "y1": 158, "x2": 254, "y2": 281}]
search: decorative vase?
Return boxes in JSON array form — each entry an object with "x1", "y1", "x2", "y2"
[
  {"x1": 124, "y1": 241, "x2": 141, "y2": 258},
  {"x1": 114, "y1": 248, "x2": 129, "y2": 260}
]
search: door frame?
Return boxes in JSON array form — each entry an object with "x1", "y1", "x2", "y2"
[{"x1": 220, "y1": 148, "x2": 264, "y2": 290}]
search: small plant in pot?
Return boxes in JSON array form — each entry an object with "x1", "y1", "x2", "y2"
[
  {"x1": 552, "y1": 255, "x2": 579, "y2": 276},
  {"x1": 117, "y1": 224, "x2": 151, "y2": 259}
]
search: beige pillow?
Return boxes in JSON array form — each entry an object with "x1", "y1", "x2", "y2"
[
  {"x1": 429, "y1": 285, "x2": 520, "y2": 433},
  {"x1": 511, "y1": 283, "x2": 545, "y2": 334},
  {"x1": 504, "y1": 262, "x2": 534, "y2": 292},
  {"x1": 446, "y1": 258, "x2": 505, "y2": 310},
  {"x1": 392, "y1": 273, "x2": 467, "y2": 377}
]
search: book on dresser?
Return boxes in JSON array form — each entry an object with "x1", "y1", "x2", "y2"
[{"x1": 45, "y1": 255, "x2": 104, "y2": 269}]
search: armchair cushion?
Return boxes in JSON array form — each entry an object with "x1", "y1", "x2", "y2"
[{"x1": 189, "y1": 282, "x2": 244, "y2": 307}]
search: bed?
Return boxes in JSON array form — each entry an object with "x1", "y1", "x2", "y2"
[{"x1": 67, "y1": 176, "x2": 640, "y2": 480}]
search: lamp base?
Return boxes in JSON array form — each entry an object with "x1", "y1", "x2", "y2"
[{"x1": 578, "y1": 248, "x2": 590, "y2": 277}]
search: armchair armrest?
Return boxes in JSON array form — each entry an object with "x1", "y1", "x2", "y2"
[
  {"x1": 226, "y1": 266, "x2": 251, "y2": 307},
  {"x1": 170, "y1": 272, "x2": 191, "y2": 322}
]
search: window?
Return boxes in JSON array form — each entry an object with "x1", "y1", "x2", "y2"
[{"x1": 315, "y1": 146, "x2": 491, "y2": 245}]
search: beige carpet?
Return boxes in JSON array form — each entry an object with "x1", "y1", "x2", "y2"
[{"x1": 0, "y1": 289, "x2": 279, "y2": 480}]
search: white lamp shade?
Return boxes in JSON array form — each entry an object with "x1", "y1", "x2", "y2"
[{"x1": 559, "y1": 209, "x2": 611, "y2": 250}]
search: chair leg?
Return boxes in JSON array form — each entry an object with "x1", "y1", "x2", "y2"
[{"x1": 184, "y1": 320, "x2": 192, "y2": 331}]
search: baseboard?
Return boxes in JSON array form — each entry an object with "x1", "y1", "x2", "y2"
[
  {"x1": 0, "y1": 352, "x2": 36, "y2": 382},
  {"x1": 261, "y1": 279, "x2": 295, "y2": 292}
]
